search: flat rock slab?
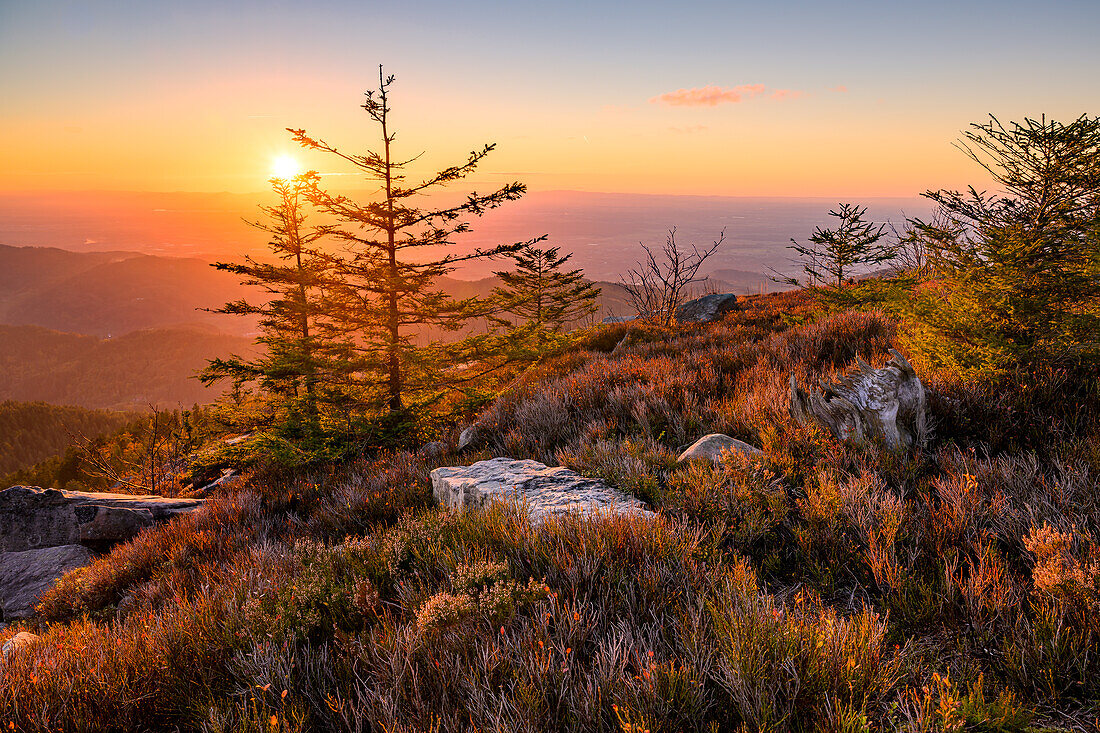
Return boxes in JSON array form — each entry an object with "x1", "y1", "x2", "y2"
[
  {"x1": 1, "y1": 545, "x2": 93, "y2": 619},
  {"x1": 0, "y1": 486, "x2": 204, "y2": 552},
  {"x1": 431, "y1": 458, "x2": 655, "y2": 523},
  {"x1": 678, "y1": 434, "x2": 764, "y2": 464}
]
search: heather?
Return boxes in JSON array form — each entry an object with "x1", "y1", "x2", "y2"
[{"x1": 3, "y1": 292, "x2": 1098, "y2": 731}]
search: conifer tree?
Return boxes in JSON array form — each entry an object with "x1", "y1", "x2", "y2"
[
  {"x1": 491, "y1": 243, "x2": 600, "y2": 360},
  {"x1": 910, "y1": 114, "x2": 1100, "y2": 375},
  {"x1": 289, "y1": 66, "x2": 536, "y2": 418},
  {"x1": 201, "y1": 172, "x2": 345, "y2": 439},
  {"x1": 785, "y1": 203, "x2": 893, "y2": 289}
]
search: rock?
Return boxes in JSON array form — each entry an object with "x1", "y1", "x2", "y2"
[
  {"x1": 674, "y1": 293, "x2": 739, "y2": 324},
  {"x1": 0, "y1": 486, "x2": 204, "y2": 552},
  {"x1": 2, "y1": 631, "x2": 40, "y2": 661},
  {"x1": 789, "y1": 348, "x2": 927, "y2": 450},
  {"x1": 457, "y1": 426, "x2": 480, "y2": 452},
  {"x1": 601, "y1": 315, "x2": 633, "y2": 324},
  {"x1": 431, "y1": 457, "x2": 654, "y2": 523},
  {"x1": 419, "y1": 441, "x2": 449, "y2": 459},
  {"x1": 677, "y1": 434, "x2": 764, "y2": 464},
  {"x1": 1, "y1": 545, "x2": 93, "y2": 619}
]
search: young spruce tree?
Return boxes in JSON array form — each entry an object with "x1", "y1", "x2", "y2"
[
  {"x1": 201, "y1": 172, "x2": 345, "y2": 442},
  {"x1": 290, "y1": 66, "x2": 537, "y2": 424},
  {"x1": 491, "y1": 243, "x2": 600, "y2": 361},
  {"x1": 785, "y1": 203, "x2": 893, "y2": 289}
]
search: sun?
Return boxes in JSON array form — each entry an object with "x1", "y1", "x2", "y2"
[{"x1": 270, "y1": 154, "x2": 302, "y2": 180}]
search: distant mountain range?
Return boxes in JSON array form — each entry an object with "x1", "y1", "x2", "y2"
[
  {"x1": 0, "y1": 241, "x2": 792, "y2": 410},
  {"x1": 0, "y1": 244, "x2": 258, "y2": 338},
  {"x1": 0, "y1": 243, "x2": 780, "y2": 338}
]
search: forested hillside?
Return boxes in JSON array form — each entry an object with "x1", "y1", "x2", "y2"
[
  {"x1": 0, "y1": 324, "x2": 252, "y2": 410},
  {"x1": 0, "y1": 401, "x2": 136, "y2": 475}
]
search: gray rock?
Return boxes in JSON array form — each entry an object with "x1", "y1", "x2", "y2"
[
  {"x1": 77, "y1": 504, "x2": 154, "y2": 543},
  {"x1": 674, "y1": 293, "x2": 739, "y2": 324},
  {"x1": 419, "y1": 441, "x2": 449, "y2": 459},
  {"x1": 0, "y1": 486, "x2": 204, "y2": 552},
  {"x1": 1, "y1": 545, "x2": 93, "y2": 619},
  {"x1": 601, "y1": 315, "x2": 634, "y2": 324},
  {"x1": 677, "y1": 434, "x2": 764, "y2": 464},
  {"x1": 2, "y1": 631, "x2": 40, "y2": 660},
  {"x1": 431, "y1": 457, "x2": 654, "y2": 523},
  {"x1": 789, "y1": 349, "x2": 927, "y2": 450},
  {"x1": 457, "y1": 426, "x2": 480, "y2": 452}
]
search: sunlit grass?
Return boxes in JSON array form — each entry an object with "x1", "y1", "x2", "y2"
[{"x1": 4, "y1": 292, "x2": 1099, "y2": 730}]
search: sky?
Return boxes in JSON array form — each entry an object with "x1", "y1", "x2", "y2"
[{"x1": 2, "y1": 0, "x2": 1098, "y2": 198}]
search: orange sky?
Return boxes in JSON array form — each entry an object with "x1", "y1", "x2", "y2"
[{"x1": 2, "y1": 1, "x2": 1098, "y2": 199}]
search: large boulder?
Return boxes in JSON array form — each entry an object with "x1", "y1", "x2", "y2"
[
  {"x1": 431, "y1": 458, "x2": 654, "y2": 524},
  {"x1": 0, "y1": 545, "x2": 93, "y2": 619},
  {"x1": 0, "y1": 486, "x2": 203, "y2": 552},
  {"x1": 789, "y1": 349, "x2": 927, "y2": 450},
  {"x1": 677, "y1": 434, "x2": 764, "y2": 464},
  {"x1": 675, "y1": 293, "x2": 739, "y2": 324}
]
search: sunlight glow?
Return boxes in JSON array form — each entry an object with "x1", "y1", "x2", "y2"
[{"x1": 270, "y1": 154, "x2": 302, "y2": 180}]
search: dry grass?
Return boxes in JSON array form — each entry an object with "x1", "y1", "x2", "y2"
[{"x1": 4, "y1": 290, "x2": 1099, "y2": 730}]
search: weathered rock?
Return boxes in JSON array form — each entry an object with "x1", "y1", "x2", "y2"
[
  {"x1": 0, "y1": 486, "x2": 203, "y2": 552},
  {"x1": 677, "y1": 434, "x2": 764, "y2": 464},
  {"x1": 601, "y1": 315, "x2": 633, "y2": 324},
  {"x1": 431, "y1": 458, "x2": 654, "y2": 523},
  {"x1": 1, "y1": 545, "x2": 93, "y2": 619},
  {"x1": 675, "y1": 293, "x2": 739, "y2": 324},
  {"x1": 419, "y1": 441, "x2": 449, "y2": 459},
  {"x1": 789, "y1": 349, "x2": 927, "y2": 450},
  {"x1": 2, "y1": 631, "x2": 40, "y2": 660},
  {"x1": 457, "y1": 426, "x2": 480, "y2": 452}
]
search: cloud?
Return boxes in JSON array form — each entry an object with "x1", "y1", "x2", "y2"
[
  {"x1": 650, "y1": 84, "x2": 766, "y2": 107},
  {"x1": 650, "y1": 84, "x2": 806, "y2": 107},
  {"x1": 829, "y1": 85, "x2": 849, "y2": 93}
]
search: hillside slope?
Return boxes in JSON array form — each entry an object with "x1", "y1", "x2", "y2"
[
  {"x1": 4, "y1": 293, "x2": 1096, "y2": 730},
  {"x1": 0, "y1": 324, "x2": 253, "y2": 409}
]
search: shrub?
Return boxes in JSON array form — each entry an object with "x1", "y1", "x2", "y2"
[{"x1": 662, "y1": 452, "x2": 789, "y2": 553}]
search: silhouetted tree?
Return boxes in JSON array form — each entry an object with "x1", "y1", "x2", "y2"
[
  {"x1": 910, "y1": 114, "x2": 1100, "y2": 375},
  {"x1": 491, "y1": 243, "x2": 600, "y2": 360},
  {"x1": 784, "y1": 203, "x2": 893, "y2": 289},
  {"x1": 201, "y1": 172, "x2": 346, "y2": 439},
  {"x1": 290, "y1": 66, "x2": 537, "y2": 420}
]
